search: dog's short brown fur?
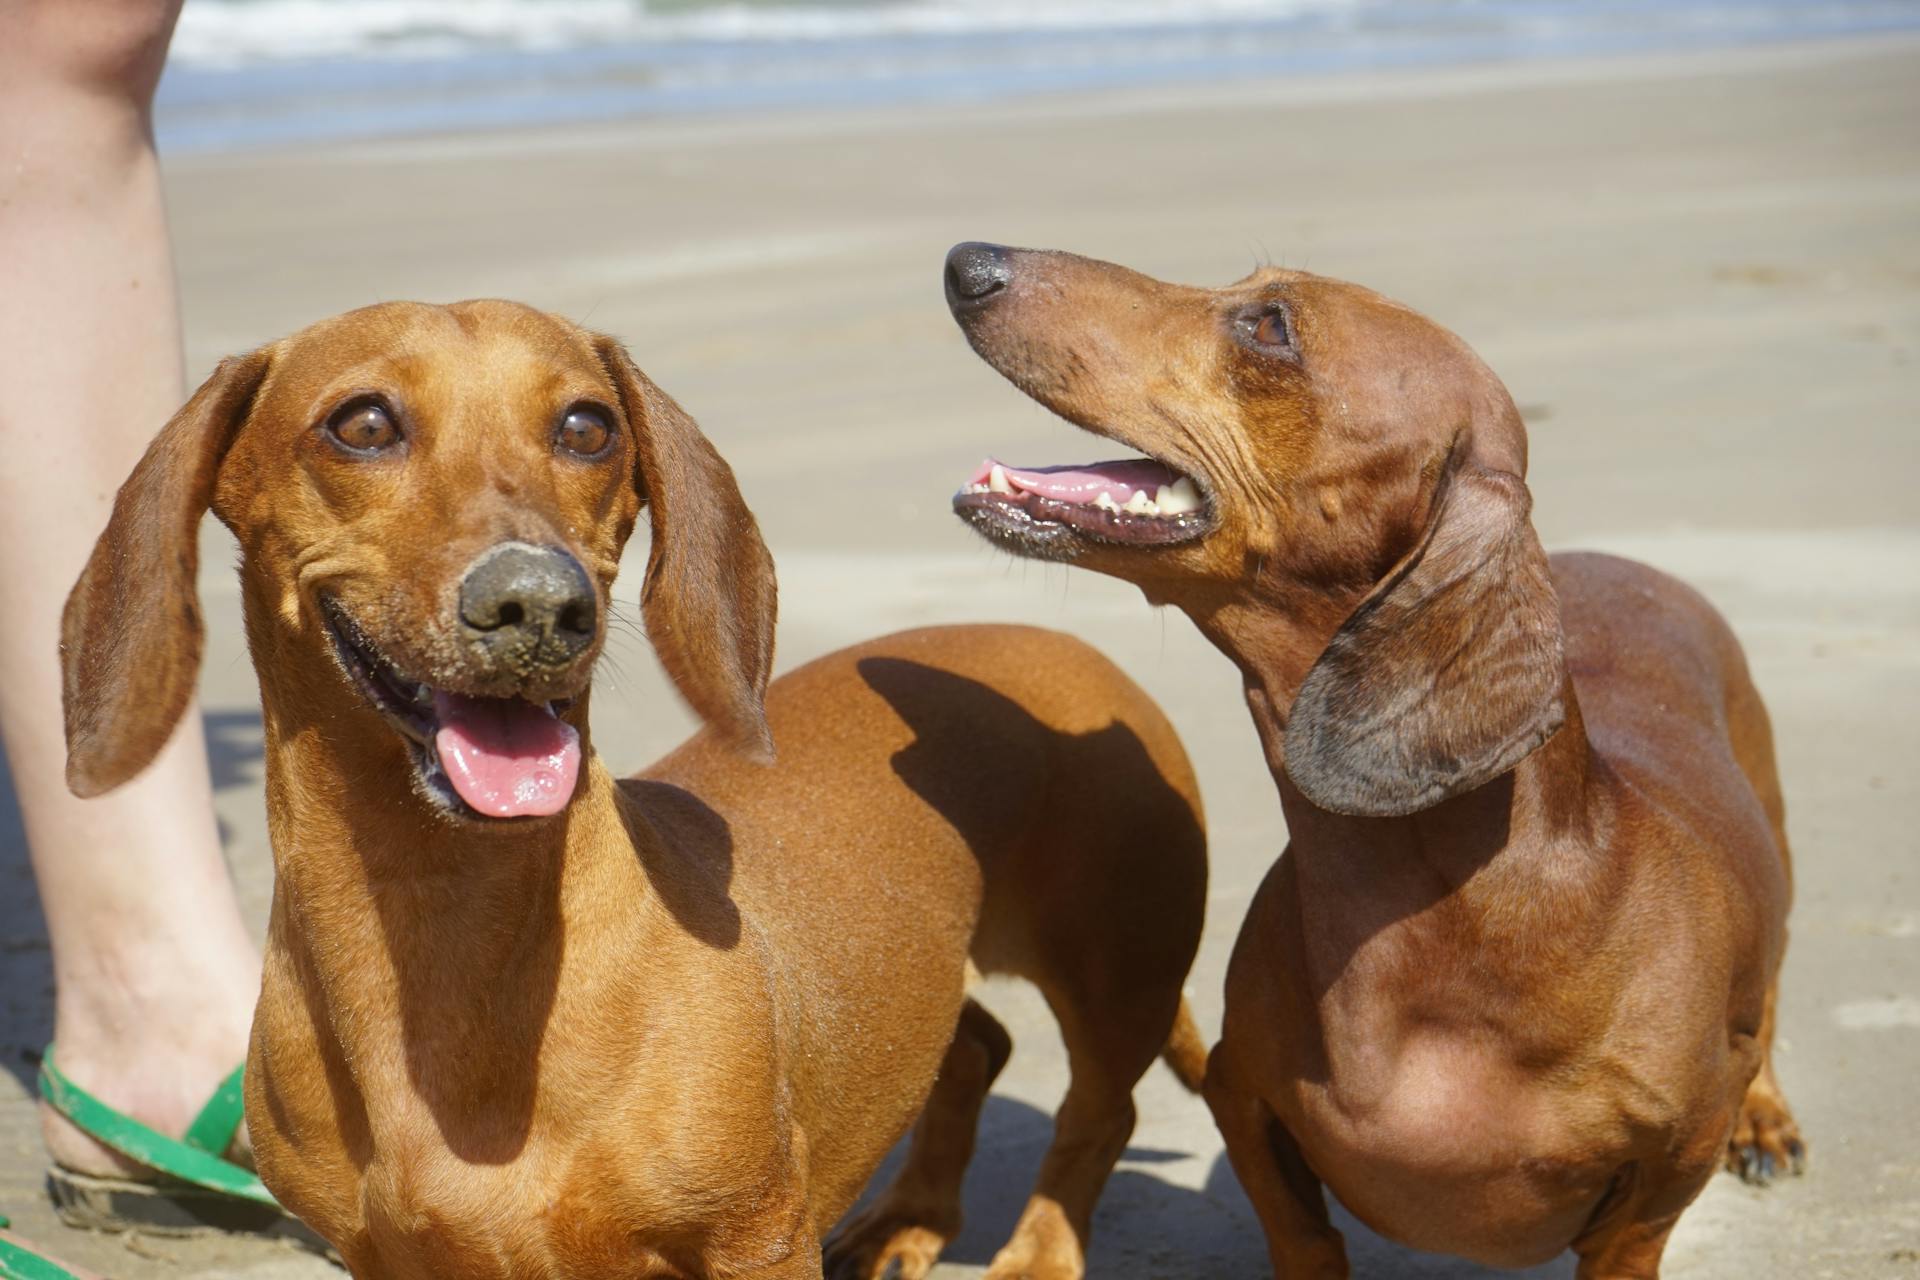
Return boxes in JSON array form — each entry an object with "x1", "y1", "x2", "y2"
[
  {"x1": 944, "y1": 245, "x2": 1801, "y2": 1278},
  {"x1": 62, "y1": 300, "x2": 1209, "y2": 1280}
]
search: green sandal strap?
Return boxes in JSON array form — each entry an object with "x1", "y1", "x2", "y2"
[
  {"x1": 0, "y1": 1219, "x2": 85, "y2": 1280},
  {"x1": 37, "y1": 1050, "x2": 278, "y2": 1209},
  {"x1": 179, "y1": 1064, "x2": 247, "y2": 1158}
]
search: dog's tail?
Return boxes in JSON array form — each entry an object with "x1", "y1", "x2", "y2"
[{"x1": 1161, "y1": 996, "x2": 1209, "y2": 1093}]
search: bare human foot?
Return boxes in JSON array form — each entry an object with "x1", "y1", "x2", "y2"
[{"x1": 39, "y1": 940, "x2": 258, "y2": 1179}]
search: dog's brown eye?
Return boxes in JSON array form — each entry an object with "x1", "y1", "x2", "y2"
[
  {"x1": 326, "y1": 400, "x2": 400, "y2": 454},
  {"x1": 556, "y1": 406, "x2": 612, "y2": 458},
  {"x1": 1236, "y1": 303, "x2": 1297, "y2": 358}
]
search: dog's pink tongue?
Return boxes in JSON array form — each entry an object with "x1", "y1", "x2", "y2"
[
  {"x1": 967, "y1": 457, "x2": 1179, "y2": 505},
  {"x1": 432, "y1": 692, "x2": 581, "y2": 819}
]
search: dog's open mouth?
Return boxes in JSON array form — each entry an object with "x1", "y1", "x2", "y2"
[
  {"x1": 953, "y1": 456, "x2": 1214, "y2": 555},
  {"x1": 320, "y1": 598, "x2": 581, "y2": 821}
]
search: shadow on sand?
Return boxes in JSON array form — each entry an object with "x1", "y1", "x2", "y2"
[
  {"x1": 840, "y1": 1093, "x2": 1577, "y2": 1277},
  {"x1": 0, "y1": 745, "x2": 49, "y2": 1098}
]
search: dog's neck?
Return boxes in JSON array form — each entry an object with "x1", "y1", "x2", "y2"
[
  {"x1": 1195, "y1": 590, "x2": 1600, "y2": 896},
  {"x1": 1213, "y1": 592, "x2": 1617, "y2": 1031},
  {"x1": 242, "y1": 593, "x2": 660, "y2": 1154}
]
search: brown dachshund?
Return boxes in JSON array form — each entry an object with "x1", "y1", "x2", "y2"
[
  {"x1": 943, "y1": 244, "x2": 1803, "y2": 1278},
  {"x1": 59, "y1": 300, "x2": 1210, "y2": 1280}
]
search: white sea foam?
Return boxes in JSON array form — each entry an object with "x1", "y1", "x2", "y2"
[
  {"x1": 156, "y1": 0, "x2": 1920, "y2": 151},
  {"x1": 169, "y1": 0, "x2": 1365, "y2": 66}
]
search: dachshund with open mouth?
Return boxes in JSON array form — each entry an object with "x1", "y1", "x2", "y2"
[
  {"x1": 944, "y1": 243, "x2": 1802, "y2": 1278},
  {"x1": 61, "y1": 299, "x2": 1210, "y2": 1280}
]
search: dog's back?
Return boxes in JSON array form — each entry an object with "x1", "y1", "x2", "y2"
[
  {"x1": 638, "y1": 623, "x2": 1208, "y2": 1227},
  {"x1": 1554, "y1": 551, "x2": 1790, "y2": 926}
]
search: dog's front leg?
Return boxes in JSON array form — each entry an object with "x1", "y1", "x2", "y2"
[
  {"x1": 1204, "y1": 1057, "x2": 1348, "y2": 1279},
  {"x1": 1570, "y1": 1112, "x2": 1732, "y2": 1280},
  {"x1": 1569, "y1": 1180, "x2": 1693, "y2": 1280}
]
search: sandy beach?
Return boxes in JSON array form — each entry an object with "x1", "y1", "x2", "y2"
[{"x1": 3, "y1": 31, "x2": 1917, "y2": 1278}]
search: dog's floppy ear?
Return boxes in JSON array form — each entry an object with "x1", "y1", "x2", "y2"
[
  {"x1": 1284, "y1": 456, "x2": 1566, "y2": 817},
  {"x1": 597, "y1": 337, "x2": 777, "y2": 761},
  {"x1": 62, "y1": 351, "x2": 270, "y2": 798}
]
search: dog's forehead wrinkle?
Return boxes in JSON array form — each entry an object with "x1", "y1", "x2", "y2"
[{"x1": 387, "y1": 317, "x2": 599, "y2": 431}]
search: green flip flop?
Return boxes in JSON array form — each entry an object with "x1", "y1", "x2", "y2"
[
  {"x1": 37, "y1": 1047, "x2": 286, "y2": 1238},
  {"x1": 0, "y1": 1215, "x2": 94, "y2": 1280}
]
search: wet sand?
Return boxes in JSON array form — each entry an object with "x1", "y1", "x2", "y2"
[{"x1": 2, "y1": 33, "x2": 1917, "y2": 1278}]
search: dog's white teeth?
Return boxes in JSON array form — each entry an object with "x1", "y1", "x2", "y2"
[
  {"x1": 1123, "y1": 490, "x2": 1158, "y2": 516},
  {"x1": 1093, "y1": 491, "x2": 1121, "y2": 513},
  {"x1": 988, "y1": 464, "x2": 1015, "y2": 496},
  {"x1": 962, "y1": 482, "x2": 990, "y2": 495},
  {"x1": 1158, "y1": 477, "x2": 1202, "y2": 515}
]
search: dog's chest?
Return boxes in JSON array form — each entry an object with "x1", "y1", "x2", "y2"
[
  {"x1": 347, "y1": 1131, "x2": 800, "y2": 1279},
  {"x1": 1290, "y1": 1031, "x2": 1633, "y2": 1267}
]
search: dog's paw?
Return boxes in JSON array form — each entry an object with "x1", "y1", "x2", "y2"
[
  {"x1": 822, "y1": 1207, "x2": 950, "y2": 1280},
  {"x1": 1726, "y1": 1075, "x2": 1806, "y2": 1186},
  {"x1": 982, "y1": 1249, "x2": 1084, "y2": 1280},
  {"x1": 981, "y1": 1204, "x2": 1085, "y2": 1280}
]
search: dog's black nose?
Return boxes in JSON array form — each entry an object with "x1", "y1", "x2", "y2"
[
  {"x1": 458, "y1": 543, "x2": 596, "y2": 661},
  {"x1": 945, "y1": 242, "x2": 1012, "y2": 308}
]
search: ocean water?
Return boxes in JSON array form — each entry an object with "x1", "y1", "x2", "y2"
[{"x1": 154, "y1": 0, "x2": 1920, "y2": 150}]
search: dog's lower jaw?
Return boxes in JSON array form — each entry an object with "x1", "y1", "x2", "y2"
[
  {"x1": 951, "y1": 487, "x2": 1215, "y2": 564},
  {"x1": 317, "y1": 598, "x2": 591, "y2": 823},
  {"x1": 953, "y1": 497, "x2": 1085, "y2": 562}
]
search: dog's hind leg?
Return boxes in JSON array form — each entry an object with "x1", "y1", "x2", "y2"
[
  {"x1": 1725, "y1": 972, "x2": 1805, "y2": 1185},
  {"x1": 824, "y1": 999, "x2": 1011, "y2": 1280},
  {"x1": 979, "y1": 981, "x2": 1181, "y2": 1280},
  {"x1": 1722, "y1": 676, "x2": 1805, "y2": 1186}
]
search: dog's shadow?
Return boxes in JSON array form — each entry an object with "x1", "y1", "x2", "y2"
[
  {"x1": 1201, "y1": 1149, "x2": 1580, "y2": 1279},
  {"x1": 0, "y1": 746, "x2": 49, "y2": 1097},
  {"x1": 839, "y1": 1099, "x2": 1574, "y2": 1278},
  {"x1": 204, "y1": 706, "x2": 268, "y2": 791},
  {"x1": 842, "y1": 1093, "x2": 1262, "y2": 1277}
]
